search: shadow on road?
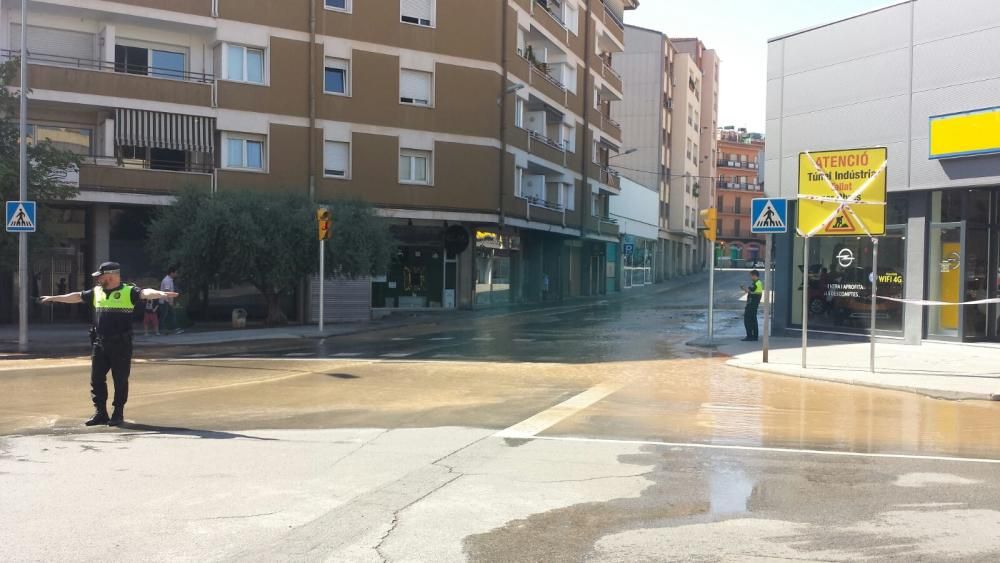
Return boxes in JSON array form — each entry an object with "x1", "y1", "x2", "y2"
[{"x1": 118, "y1": 423, "x2": 278, "y2": 441}]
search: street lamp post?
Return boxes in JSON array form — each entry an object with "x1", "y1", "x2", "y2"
[{"x1": 17, "y1": 0, "x2": 28, "y2": 352}]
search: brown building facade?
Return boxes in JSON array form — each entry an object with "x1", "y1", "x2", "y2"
[
  {"x1": 715, "y1": 127, "x2": 765, "y2": 265},
  {"x1": 2, "y1": 0, "x2": 637, "y2": 322}
]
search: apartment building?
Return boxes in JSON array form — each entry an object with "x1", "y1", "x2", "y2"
[
  {"x1": 715, "y1": 127, "x2": 765, "y2": 266},
  {"x1": 613, "y1": 25, "x2": 716, "y2": 280},
  {"x1": 0, "y1": 0, "x2": 637, "y2": 323},
  {"x1": 673, "y1": 38, "x2": 718, "y2": 270}
]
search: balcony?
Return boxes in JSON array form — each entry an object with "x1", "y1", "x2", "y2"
[
  {"x1": 527, "y1": 129, "x2": 568, "y2": 166},
  {"x1": 601, "y1": 2, "x2": 626, "y2": 44},
  {"x1": 598, "y1": 165, "x2": 621, "y2": 191},
  {"x1": 5, "y1": 49, "x2": 214, "y2": 107},
  {"x1": 534, "y1": 0, "x2": 567, "y2": 30},
  {"x1": 716, "y1": 181, "x2": 763, "y2": 192},
  {"x1": 598, "y1": 113, "x2": 621, "y2": 139},
  {"x1": 716, "y1": 159, "x2": 760, "y2": 170},
  {"x1": 79, "y1": 156, "x2": 213, "y2": 196},
  {"x1": 601, "y1": 60, "x2": 623, "y2": 94},
  {"x1": 585, "y1": 214, "x2": 620, "y2": 237}
]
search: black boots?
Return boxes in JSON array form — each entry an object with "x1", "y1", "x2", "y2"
[
  {"x1": 85, "y1": 410, "x2": 110, "y2": 426},
  {"x1": 108, "y1": 408, "x2": 125, "y2": 427}
]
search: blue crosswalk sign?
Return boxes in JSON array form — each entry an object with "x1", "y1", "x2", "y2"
[
  {"x1": 751, "y1": 198, "x2": 787, "y2": 234},
  {"x1": 6, "y1": 201, "x2": 36, "y2": 233}
]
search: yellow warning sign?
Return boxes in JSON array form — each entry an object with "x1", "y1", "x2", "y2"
[
  {"x1": 824, "y1": 210, "x2": 856, "y2": 233},
  {"x1": 797, "y1": 147, "x2": 887, "y2": 237}
]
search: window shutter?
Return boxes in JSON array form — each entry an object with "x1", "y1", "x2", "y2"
[
  {"x1": 324, "y1": 141, "x2": 349, "y2": 176},
  {"x1": 401, "y1": 0, "x2": 433, "y2": 23},
  {"x1": 11, "y1": 24, "x2": 95, "y2": 60},
  {"x1": 400, "y1": 69, "x2": 432, "y2": 104}
]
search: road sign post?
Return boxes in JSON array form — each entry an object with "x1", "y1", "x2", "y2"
[
  {"x1": 699, "y1": 208, "x2": 718, "y2": 344},
  {"x1": 751, "y1": 198, "x2": 787, "y2": 363},
  {"x1": 871, "y1": 238, "x2": 878, "y2": 373},
  {"x1": 317, "y1": 207, "x2": 332, "y2": 333},
  {"x1": 17, "y1": 0, "x2": 28, "y2": 353}
]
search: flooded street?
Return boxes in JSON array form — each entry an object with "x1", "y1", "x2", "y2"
[{"x1": 4, "y1": 272, "x2": 1000, "y2": 561}]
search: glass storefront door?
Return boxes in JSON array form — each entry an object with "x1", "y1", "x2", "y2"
[{"x1": 927, "y1": 224, "x2": 962, "y2": 339}]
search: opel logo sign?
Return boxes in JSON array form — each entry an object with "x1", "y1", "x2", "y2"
[
  {"x1": 941, "y1": 252, "x2": 961, "y2": 273},
  {"x1": 836, "y1": 248, "x2": 855, "y2": 268}
]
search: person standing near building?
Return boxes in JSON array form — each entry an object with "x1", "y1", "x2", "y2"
[
  {"x1": 159, "y1": 268, "x2": 183, "y2": 335},
  {"x1": 39, "y1": 262, "x2": 179, "y2": 426},
  {"x1": 741, "y1": 270, "x2": 764, "y2": 342}
]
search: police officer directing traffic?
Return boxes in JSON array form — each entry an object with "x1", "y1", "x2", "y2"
[
  {"x1": 741, "y1": 270, "x2": 764, "y2": 342},
  {"x1": 40, "y1": 261, "x2": 179, "y2": 426}
]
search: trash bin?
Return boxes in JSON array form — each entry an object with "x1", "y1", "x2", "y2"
[{"x1": 232, "y1": 308, "x2": 247, "y2": 329}]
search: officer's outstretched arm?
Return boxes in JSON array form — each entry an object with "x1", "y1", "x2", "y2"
[
  {"x1": 141, "y1": 288, "x2": 179, "y2": 301},
  {"x1": 39, "y1": 292, "x2": 83, "y2": 304}
]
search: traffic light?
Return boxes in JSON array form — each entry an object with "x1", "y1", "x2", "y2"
[
  {"x1": 699, "y1": 207, "x2": 717, "y2": 242},
  {"x1": 317, "y1": 207, "x2": 332, "y2": 241}
]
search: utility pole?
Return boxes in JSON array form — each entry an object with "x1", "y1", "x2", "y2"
[{"x1": 18, "y1": 0, "x2": 29, "y2": 352}]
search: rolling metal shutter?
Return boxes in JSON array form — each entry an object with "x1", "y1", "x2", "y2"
[{"x1": 309, "y1": 276, "x2": 372, "y2": 323}]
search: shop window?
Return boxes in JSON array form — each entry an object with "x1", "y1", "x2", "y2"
[{"x1": 792, "y1": 231, "x2": 906, "y2": 334}]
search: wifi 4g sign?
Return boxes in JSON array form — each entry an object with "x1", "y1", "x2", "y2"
[{"x1": 797, "y1": 147, "x2": 888, "y2": 237}]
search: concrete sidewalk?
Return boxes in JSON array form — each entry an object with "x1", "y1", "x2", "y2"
[{"x1": 720, "y1": 336, "x2": 1000, "y2": 401}]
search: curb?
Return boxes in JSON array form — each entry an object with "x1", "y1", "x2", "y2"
[{"x1": 725, "y1": 358, "x2": 1000, "y2": 402}]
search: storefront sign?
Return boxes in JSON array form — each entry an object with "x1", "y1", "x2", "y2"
[
  {"x1": 930, "y1": 106, "x2": 1000, "y2": 159},
  {"x1": 797, "y1": 147, "x2": 887, "y2": 237}
]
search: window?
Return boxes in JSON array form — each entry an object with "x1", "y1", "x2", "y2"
[
  {"x1": 27, "y1": 125, "x2": 92, "y2": 155},
  {"x1": 734, "y1": 198, "x2": 741, "y2": 214},
  {"x1": 717, "y1": 196, "x2": 723, "y2": 210},
  {"x1": 565, "y1": 3, "x2": 579, "y2": 34},
  {"x1": 400, "y1": 149, "x2": 431, "y2": 184},
  {"x1": 515, "y1": 167, "x2": 526, "y2": 196},
  {"x1": 591, "y1": 192, "x2": 600, "y2": 217},
  {"x1": 562, "y1": 184, "x2": 575, "y2": 211},
  {"x1": 693, "y1": 143, "x2": 699, "y2": 163},
  {"x1": 400, "y1": 69, "x2": 433, "y2": 106},
  {"x1": 515, "y1": 98, "x2": 525, "y2": 128},
  {"x1": 401, "y1": 0, "x2": 434, "y2": 27},
  {"x1": 225, "y1": 135, "x2": 265, "y2": 170},
  {"x1": 225, "y1": 44, "x2": 264, "y2": 84},
  {"x1": 324, "y1": 141, "x2": 350, "y2": 177},
  {"x1": 115, "y1": 45, "x2": 186, "y2": 79},
  {"x1": 562, "y1": 124, "x2": 575, "y2": 152},
  {"x1": 325, "y1": 0, "x2": 350, "y2": 11},
  {"x1": 734, "y1": 219, "x2": 742, "y2": 235},
  {"x1": 324, "y1": 58, "x2": 350, "y2": 95}
]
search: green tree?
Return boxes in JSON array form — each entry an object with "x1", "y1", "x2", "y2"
[
  {"x1": 147, "y1": 190, "x2": 394, "y2": 326},
  {"x1": 0, "y1": 58, "x2": 82, "y2": 263}
]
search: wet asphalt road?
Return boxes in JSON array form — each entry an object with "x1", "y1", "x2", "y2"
[{"x1": 5, "y1": 271, "x2": 1000, "y2": 562}]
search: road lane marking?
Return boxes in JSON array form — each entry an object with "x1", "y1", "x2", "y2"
[
  {"x1": 513, "y1": 338, "x2": 536, "y2": 343},
  {"x1": 430, "y1": 337, "x2": 454, "y2": 341},
  {"x1": 496, "y1": 382, "x2": 624, "y2": 439},
  {"x1": 381, "y1": 352, "x2": 414, "y2": 358},
  {"x1": 499, "y1": 434, "x2": 1000, "y2": 465},
  {"x1": 331, "y1": 352, "x2": 363, "y2": 357},
  {"x1": 472, "y1": 337, "x2": 495, "y2": 341}
]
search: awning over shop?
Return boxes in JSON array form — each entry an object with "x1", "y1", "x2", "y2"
[{"x1": 115, "y1": 109, "x2": 215, "y2": 153}]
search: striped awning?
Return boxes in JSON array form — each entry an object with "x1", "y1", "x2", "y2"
[{"x1": 115, "y1": 109, "x2": 215, "y2": 153}]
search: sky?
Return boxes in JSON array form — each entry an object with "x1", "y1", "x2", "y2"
[{"x1": 624, "y1": 0, "x2": 896, "y2": 133}]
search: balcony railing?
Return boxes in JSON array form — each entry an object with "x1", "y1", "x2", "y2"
[
  {"x1": 525, "y1": 194, "x2": 565, "y2": 211},
  {"x1": 716, "y1": 181, "x2": 763, "y2": 192},
  {"x1": 602, "y1": 1, "x2": 625, "y2": 29},
  {"x1": 86, "y1": 155, "x2": 214, "y2": 174},
  {"x1": 528, "y1": 129, "x2": 567, "y2": 152},
  {"x1": 716, "y1": 159, "x2": 760, "y2": 170},
  {"x1": 1, "y1": 49, "x2": 214, "y2": 84},
  {"x1": 528, "y1": 60, "x2": 568, "y2": 92},
  {"x1": 535, "y1": 0, "x2": 566, "y2": 27},
  {"x1": 602, "y1": 59, "x2": 622, "y2": 81}
]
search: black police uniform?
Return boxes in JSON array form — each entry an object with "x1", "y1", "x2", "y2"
[
  {"x1": 744, "y1": 279, "x2": 763, "y2": 341},
  {"x1": 81, "y1": 283, "x2": 143, "y2": 426}
]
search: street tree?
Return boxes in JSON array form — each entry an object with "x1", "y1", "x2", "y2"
[
  {"x1": 0, "y1": 58, "x2": 82, "y2": 263},
  {"x1": 147, "y1": 190, "x2": 395, "y2": 326}
]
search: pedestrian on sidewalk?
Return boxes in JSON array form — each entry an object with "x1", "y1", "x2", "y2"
[
  {"x1": 159, "y1": 267, "x2": 184, "y2": 335},
  {"x1": 39, "y1": 261, "x2": 179, "y2": 427},
  {"x1": 741, "y1": 270, "x2": 764, "y2": 342},
  {"x1": 143, "y1": 298, "x2": 160, "y2": 336}
]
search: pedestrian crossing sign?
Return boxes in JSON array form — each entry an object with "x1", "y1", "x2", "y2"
[
  {"x1": 751, "y1": 198, "x2": 787, "y2": 234},
  {"x1": 5, "y1": 201, "x2": 36, "y2": 233}
]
